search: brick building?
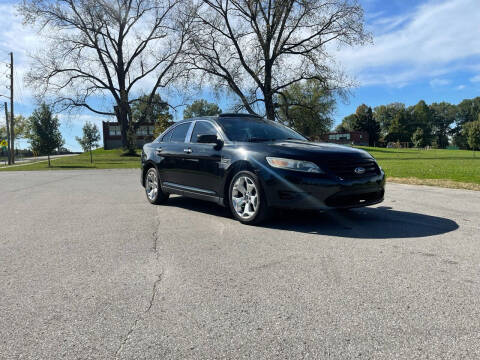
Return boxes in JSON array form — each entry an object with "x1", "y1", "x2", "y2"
[
  {"x1": 321, "y1": 131, "x2": 369, "y2": 146},
  {"x1": 102, "y1": 122, "x2": 155, "y2": 150}
]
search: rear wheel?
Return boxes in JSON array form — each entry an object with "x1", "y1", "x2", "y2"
[
  {"x1": 145, "y1": 167, "x2": 169, "y2": 205},
  {"x1": 228, "y1": 171, "x2": 270, "y2": 225}
]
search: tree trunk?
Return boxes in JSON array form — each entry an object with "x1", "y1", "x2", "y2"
[
  {"x1": 48, "y1": 154, "x2": 51, "y2": 167},
  {"x1": 115, "y1": 105, "x2": 129, "y2": 148},
  {"x1": 264, "y1": 96, "x2": 276, "y2": 121},
  {"x1": 264, "y1": 66, "x2": 275, "y2": 120},
  {"x1": 116, "y1": 38, "x2": 130, "y2": 149},
  {"x1": 90, "y1": 149, "x2": 93, "y2": 164}
]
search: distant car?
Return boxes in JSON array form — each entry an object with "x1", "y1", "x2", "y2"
[{"x1": 141, "y1": 114, "x2": 385, "y2": 224}]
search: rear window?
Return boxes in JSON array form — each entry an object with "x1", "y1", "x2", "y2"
[{"x1": 170, "y1": 123, "x2": 191, "y2": 143}]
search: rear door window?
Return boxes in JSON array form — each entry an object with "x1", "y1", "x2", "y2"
[
  {"x1": 190, "y1": 121, "x2": 218, "y2": 143},
  {"x1": 170, "y1": 123, "x2": 191, "y2": 143}
]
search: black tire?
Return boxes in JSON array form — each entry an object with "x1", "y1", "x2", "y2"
[
  {"x1": 228, "y1": 170, "x2": 271, "y2": 225},
  {"x1": 144, "y1": 167, "x2": 169, "y2": 205}
]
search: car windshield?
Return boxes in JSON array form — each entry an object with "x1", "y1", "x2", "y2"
[{"x1": 218, "y1": 117, "x2": 306, "y2": 142}]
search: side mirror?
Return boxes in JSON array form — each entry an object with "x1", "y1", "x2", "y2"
[{"x1": 197, "y1": 134, "x2": 224, "y2": 149}]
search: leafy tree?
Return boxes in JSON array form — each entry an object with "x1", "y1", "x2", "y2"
[
  {"x1": 131, "y1": 94, "x2": 172, "y2": 124},
  {"x1": 188, "y1": 0, "x2": 370, "y2": 119},
  {"x1": 0, "y1": 115, "x2": 28, "y2": 142},
  {"x1": 385, "y1": 109, "x2": 411, "y2": 144},
  {"x1": 131, "y1": 94, "x2": 173, "y2": 140},
  {"x1": 374, "y1": 103, "x2": 405, "y2": 139},
  {"x1": 27, "y1": 104, "x2": 64, "y2": 167},
  {"x1": 453, "y1": 97, "x2": 480, "y2": 149},
  {"x1": 354, "y1": 105, "x2": 380, "y2": 146},
  {"x1": 334, "y1": 124, "x2": 349, "y2": 133},
  {"x1": 76, "y1": 122, "x2": 101, "y2": 163},
  {"x1": 278, "y1": 80, "x2": 334, "y2": 139},
  {"x1": 430, "y1": 102, "x2": 455, "y2": 148},
  {"x1": 452, "y1": 133, "x2": 468, "y2": 149},
  {"x1": 411, "y1": 128, "x2": 426, "y2": 148},
  {"x1": 183, "y1": 100, "x2": 222, "y2": 119},
  {"x1": 335, "y1": 114, "x2": 357, "y2": 133},
  {"x1": 410, "y1": 100, "x2": 433, "y2": 145},
  {"x1": 334, "y1": 105, "x2": 380, "y2": 145},
  {"x1": 456, "y1": 97, "x2": 480, "y2": 126},
  {"x1": 154, "y1": 114, "x2": 174, "y2": 138},
  {"x1": 465, "y1": 119, "x2": 480, "y2": 155}
]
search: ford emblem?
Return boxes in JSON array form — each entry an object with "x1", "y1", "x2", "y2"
[{"x1": 354, "y1": 167, "x2": 366, "y2": 175}]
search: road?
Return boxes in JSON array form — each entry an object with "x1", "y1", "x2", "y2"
[
  {"x1": 0, "y1": 154, "x2": 78, "y2": 167},
  {"x1": 0, "y1": 169, "x2": 479, "y2": 359}
]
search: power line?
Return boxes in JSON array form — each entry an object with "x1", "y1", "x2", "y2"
[{"x1": 14, "y1": 68, "x2": 24, "y2": 104}]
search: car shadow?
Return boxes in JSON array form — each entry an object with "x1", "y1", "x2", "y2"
[
  {"x1": 166, "y1": 196, "x2": 231, "y2": 218},
  {"x1": 266, "y1": 206, "x2": 459, "y2": 239},
  {"x1": 165, "y1": 197, "x2": 459, "y2": 239}
]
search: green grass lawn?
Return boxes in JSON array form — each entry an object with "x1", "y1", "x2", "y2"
[
  {"x1": 359, "y1": 147, "x2": 480, "y2": 186},
  {"x1": 0, "y1": 148, "x2": 141, "y2": 171},
  {"x1": 2, "y1": 146, "x2": 479, "y2": 190}
]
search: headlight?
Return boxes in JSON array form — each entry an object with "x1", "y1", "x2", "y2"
[{"x1": 266, "y1": 157, "x2": 324, "y2": 173}]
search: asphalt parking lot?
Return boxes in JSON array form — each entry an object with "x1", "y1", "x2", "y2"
[{"x1": 1, "y1": 169, "x2": 479, "y2": 359}]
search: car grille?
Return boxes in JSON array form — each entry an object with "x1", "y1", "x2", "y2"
[{"x1": 327, "y1": 159, "x2": 380, "y2": 179}]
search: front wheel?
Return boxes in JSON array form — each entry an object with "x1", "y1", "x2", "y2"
[
  {"x1": 228, "y1": 171, "x2": 270, "y2": 225},
  {"x1": 145, "y1": 167, "x2": 169, "y2": 205}
]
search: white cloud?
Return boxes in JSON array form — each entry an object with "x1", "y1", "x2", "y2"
[
  {"x1": 429, "y1": 78, "x2": 450, "y2": 87},
  {"x1": 470, "y1": 75, "x2": 480, "y2": 83},
  {"x1": 56, "y1": 113, "x2": 111, "y2": 128},
  {"x1": 456, "y1": 85, "x2": 466, "y2": 90},
  {"x1": 0, "y1": 3, "x2": 43, "y2": 104},
  {"x1": 2, "y1": 0, "x2": 479, "y2": 97},
  {"x1": 337, "y1": 0, "x2": 480, "y2": 86},
  {"x1": 369, "y1": 13, "x2": 410, "y2": 34}
]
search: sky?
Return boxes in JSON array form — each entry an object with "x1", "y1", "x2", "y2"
[{"x1": 0, "y1": 0, "x2": 480, "y2": 151}]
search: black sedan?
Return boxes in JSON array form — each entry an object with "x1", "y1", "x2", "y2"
[{"x1": 141, "y1": 114, "x2": 385, "y2": 224}]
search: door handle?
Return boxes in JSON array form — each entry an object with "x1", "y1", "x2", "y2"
[
  {"x1": 183, "y1": 148, "x2": 192, "y2": 154},
  {"x1": 155, "y1": 148, "x2": 163, "y2": 154}
]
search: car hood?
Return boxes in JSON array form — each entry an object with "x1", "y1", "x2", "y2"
[{"x1": 258, "y1": 140, "x2": 374, "y2": 161}]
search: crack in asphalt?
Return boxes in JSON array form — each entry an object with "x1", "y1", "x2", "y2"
[
  {"x1": 114, "y1": 211, "x2": 164, "y2": 359},
  {"x1": 114, "y1": 272, "x2": 164, "y2": 359},
  {"x1": 152, "y1": 228, "x2": 159, "y2": 260}
]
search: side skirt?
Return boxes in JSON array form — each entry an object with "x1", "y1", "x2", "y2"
[{"x1": 162, "y1": 182, "x2": 225, "y2": 206}]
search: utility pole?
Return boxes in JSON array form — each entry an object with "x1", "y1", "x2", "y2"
[
  {"x1": 9, "y1": 52, "x2": 14, "y2": 164},
  {"x1": 4, "y1": 102, "x2": 11, "y2": 165}
]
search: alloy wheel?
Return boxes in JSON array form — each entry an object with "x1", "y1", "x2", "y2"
[
  {"x1": 145, "y1": 169, "x2": 159, "y2": 201},
  {"x1": 231, "y1": 176, "x2": 259, "y2": 220}
]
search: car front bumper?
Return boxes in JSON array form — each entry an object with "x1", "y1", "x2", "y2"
[{"x1": 259, "y1": 168, "x2": 386, "y2": 210}]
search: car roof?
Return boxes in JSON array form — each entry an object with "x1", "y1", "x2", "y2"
[{"x1": 177, "y1": 113, "x2": 264, "y2": 123}]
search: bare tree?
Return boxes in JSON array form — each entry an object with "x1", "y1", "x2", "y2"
[
  {"x1": 187, "y1": 0, "x2": 369, "y2": 120},
  {"x1": 20, "y1": 0, "x2": 192, "y2": 147}
]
